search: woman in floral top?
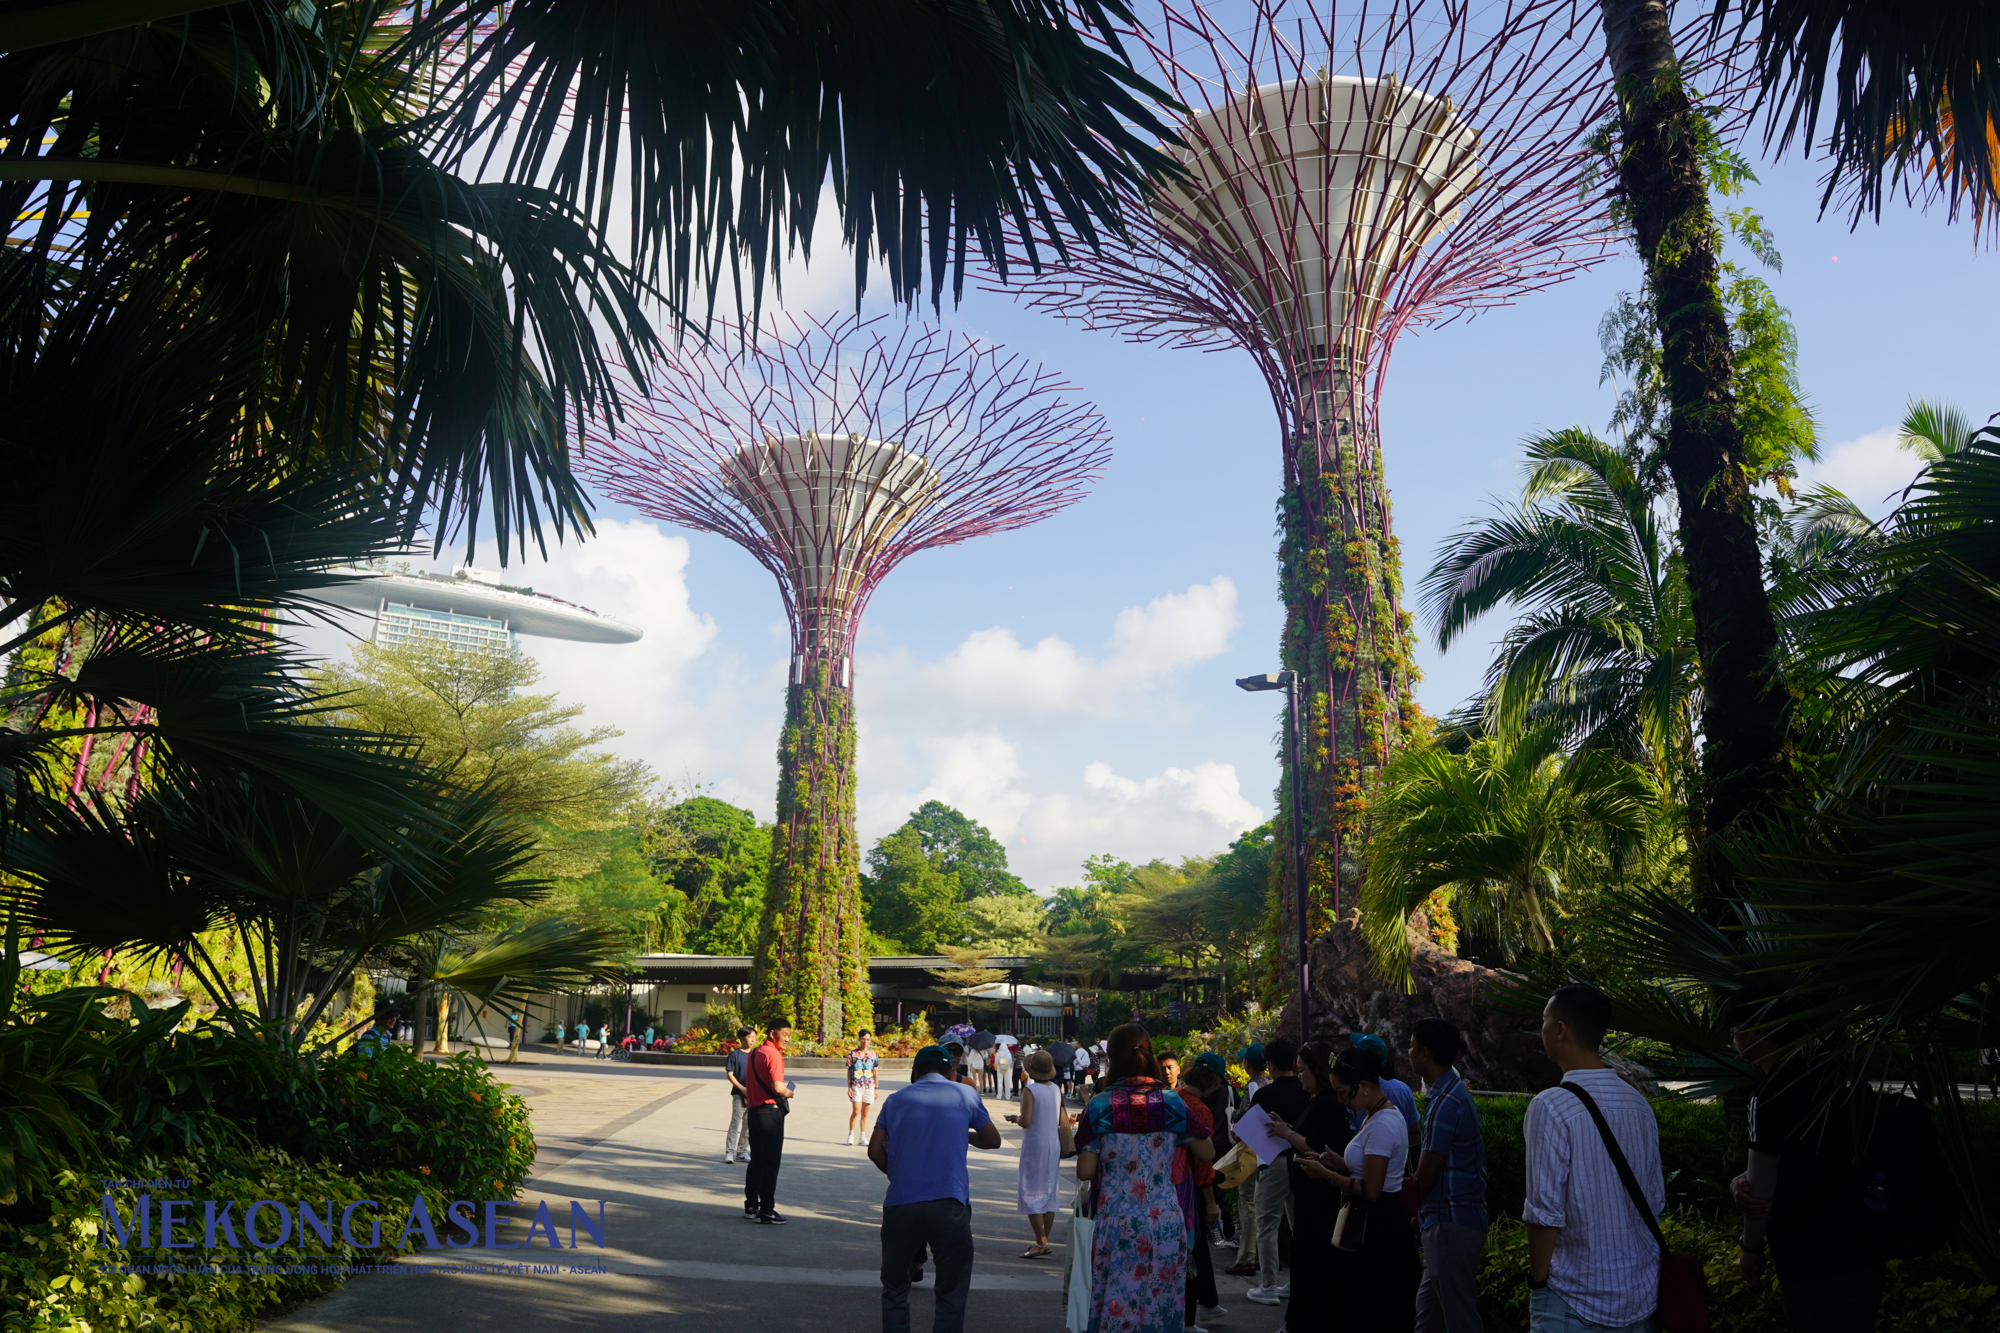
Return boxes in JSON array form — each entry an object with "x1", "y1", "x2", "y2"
[
  {"x1": 844, "y1": 1030, "x2": 880, "y2": 1146},
  {"x1": 1075, "y1": 1024, "x2": 1215, "y2": 1333}
]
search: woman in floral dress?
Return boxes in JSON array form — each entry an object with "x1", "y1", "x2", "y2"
[{"x1": 1075, "y1": 1025, "x2": 1215, "y2": 1333}]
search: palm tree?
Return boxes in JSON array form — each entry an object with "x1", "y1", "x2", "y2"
[
  {"x1": 1898, "y1": 398, "x2": 1981, "y2": 461},
  {"x1": 1713, "y1": 1, "x2": 2000, "y2": 226},
  {"x1": 0, "y1": 1, "x2": 1181, "y2": 561},
  {"x1": 1595, "y1": 0, "x2": 1791, "y2": 913},
  {"x1": 1360, "y1": 721, "x2": 1656, "y2": 981},
  {"x1": 1423, "y1": 429, "x2": 1699, "y2": 803}
]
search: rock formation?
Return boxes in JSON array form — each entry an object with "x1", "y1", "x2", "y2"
[{"x1": 1277, "y1": 912, "x2": 1659, "y2": 1096}]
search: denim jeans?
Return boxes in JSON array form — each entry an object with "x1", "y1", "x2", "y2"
[
  {"x1": 1529, "y1": 1285, "x2": 1655, "y2": 1333},
  {"x1": 1415, "y1": 1217, "x2": 1487, "y2": 1333}
]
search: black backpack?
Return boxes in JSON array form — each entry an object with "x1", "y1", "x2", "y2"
[{"x1": 1849, "y1": 1089, "x2": 1958, "y2": 1259}]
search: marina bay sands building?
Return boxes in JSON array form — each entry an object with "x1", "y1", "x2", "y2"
[{"x1": 315, "y1": 564, "x2": 643, "y2": 651}]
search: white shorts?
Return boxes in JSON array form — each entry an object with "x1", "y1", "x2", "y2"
[{"x1": 848, "y1": 1086, "x2": 876, "y2": 1104}]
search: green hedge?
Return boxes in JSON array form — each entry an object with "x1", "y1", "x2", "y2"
[
  {"x1": 1471, "y1": 1092, "x2": 2000, "y2": 1226},
  {"x1": 0, "y1": 1146, "x2": 452, "y2": 1333},
  {"x1": 1477, "y1": 1214, "x2": 2000, "y2": 1331}
]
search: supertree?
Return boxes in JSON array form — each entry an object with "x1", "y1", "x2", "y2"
[
  {"x1": 581, "y1": 314, "x2": 1110, "y2": 1039},
  {"x1": 990, "y1": 0, "x2": 1656, "y2": 1014}
]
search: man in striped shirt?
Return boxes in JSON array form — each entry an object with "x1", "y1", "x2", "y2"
[{"x1": 1523, "y1": 984, "x2": 1665, "y2": 1332}]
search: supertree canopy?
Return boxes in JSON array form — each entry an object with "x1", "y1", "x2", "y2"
[
  {"x1": 992, "y1": 0, "x2": 1639, "y2": 1005},
  {"x1": 582, "y1": 315, "x2": 1109, "y2": 1038}
]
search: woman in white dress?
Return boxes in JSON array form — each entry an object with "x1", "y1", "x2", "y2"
[{"x1": 1006, "y1": 1048, "x2": 1069, "y2": 1258}]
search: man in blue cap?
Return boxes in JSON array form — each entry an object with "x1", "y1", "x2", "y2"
[
  {"x1": 1350, "y1": 1033, "x2": 1422, "y2": 1160},
  {"x1": 868, "y1": 1044, "x2": 1003, "y2": 1333}
]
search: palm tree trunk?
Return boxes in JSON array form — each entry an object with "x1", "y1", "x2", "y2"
[
  {"x1": 432, "y1": 991, "x2": 449, "y2": 1054},
  {"x1": 1598, "y1": 0, "x2": 1789, "y2": 910}
]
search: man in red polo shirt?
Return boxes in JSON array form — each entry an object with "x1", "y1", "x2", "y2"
[{"x1": 744, "y1": 1020, "x2": 796, "y2": 1223}]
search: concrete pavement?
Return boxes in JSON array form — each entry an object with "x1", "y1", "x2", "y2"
[{"x1": 269, "y1": 1052, "x2": 1287, "y2": 1332}]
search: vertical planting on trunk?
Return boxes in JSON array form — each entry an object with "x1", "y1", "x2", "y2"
[
  {"x1": 1598, "y1": 0, "x2": 1789, "y2": 904},
  {"x1": 1266, "y1": 362, "x2": 1421, "y2": 1012},
  {"x1": 752, "y1": 657, "x2": 867, "y2": 1039}
]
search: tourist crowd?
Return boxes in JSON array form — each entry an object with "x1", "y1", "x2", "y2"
[{"x1": 723, "y1": 978, "x2": 1897, "y2": 1333}]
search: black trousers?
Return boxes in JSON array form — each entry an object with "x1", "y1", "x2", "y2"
[
  {"x1": 1183, "y1": 1218, "x2": 1218, "y2": 1323},
  {"x1": 882, "y1": 1199, "x2": 974, "y2": 1333},
  {"x1": 745, "y1": 1105, "x2": 785, "y2": 1214}
]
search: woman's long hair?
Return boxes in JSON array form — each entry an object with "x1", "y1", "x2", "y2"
[
  {"x1": 1298, "y1": 1040, "x2": 1339, "y2": 1101},
  {"x1": 1105, "y1": 1023, "x2": 1162, "y2": 1080}
]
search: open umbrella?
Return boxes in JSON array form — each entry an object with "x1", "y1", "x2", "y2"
[
  {"x1": 968, "y1": 1031, "x2": 996, "y2": 1050},
  {"x1": 1045, "y1": 1040, "x2": 1076, "y2": 1068},
  {"x1": 943, "y1": 1022, "x2": 977, "y2": 1043},
  {"x1": 994, "y1": 1033, "x2": 1021, "y2": 1047}
]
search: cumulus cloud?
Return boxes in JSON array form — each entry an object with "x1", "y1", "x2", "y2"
[
  {"x1": 905, "y1": 576, "x2": 1240, "y2": 718},
  {"x1": 860, "y1": 731, "x2": 1265, "y2": 887},
  {"x1": 1796, "y1": 425, "x2": 1925, "y2": 518}
]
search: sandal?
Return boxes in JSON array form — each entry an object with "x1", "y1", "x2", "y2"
[{"x1": 1020, "y1": 1243, "x2": 1051, "y2": 1259}]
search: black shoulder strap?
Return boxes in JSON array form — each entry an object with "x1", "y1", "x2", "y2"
[
  {"x1": 753, "y1": 1049, "x2": 781, "y2": 1099},
  {"x1": 1558, "y1": 1082, "x2": 1667, "y2": 1257}
]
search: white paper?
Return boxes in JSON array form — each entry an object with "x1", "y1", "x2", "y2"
[{"x1": 1232, "y1": 1104, "x2": 1290, "y2": 1168}]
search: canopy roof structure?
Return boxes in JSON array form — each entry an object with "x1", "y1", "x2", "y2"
[
  {"x1": 313, "y1": 566, "x2": 642, "y2": 644},
  {"x1": 1158, "y1": 75, "x2": 1481, "y2": 361}
]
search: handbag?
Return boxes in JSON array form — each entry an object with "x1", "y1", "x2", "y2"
[
  {"x1": 1559, "y1": 1084, "x2": 1711, "y2": 1333},
  {"x1": 1212, "y1": 1142, "x2": 1257, "y2": 1190},
  {"x1": 1331, "y1": 1189, "x2": 1370, "y2": 1251},
  {"x1": 754, "y1": 1051, "x2": 790, "y2": 1118},
  {"x1": 1063, "y1": 1183, "x2": 1095, "y2": 1333}
]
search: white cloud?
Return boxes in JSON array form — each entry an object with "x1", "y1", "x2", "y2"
[
  {"x1": 859, "y1": 732, "x2": 1265, "y2": 887},
  {"x1": 1796, "y1": 425, "x2": 1924, "y2": 518},
  {"x1": 905, "y1": 576, "x2": 1241, "y2": 718}
]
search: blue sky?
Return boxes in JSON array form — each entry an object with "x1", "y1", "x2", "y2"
[{"x1": 304, "y1": 129, "x2": 1998, "y2": 895}]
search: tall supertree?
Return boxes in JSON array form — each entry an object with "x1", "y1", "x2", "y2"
[
  {"x1": 993, "y1": 0, "x2": 1652, "y2": 1013},
  {"x1": 582, "y1": 315, "x2": 1110, "y2": 1038}
]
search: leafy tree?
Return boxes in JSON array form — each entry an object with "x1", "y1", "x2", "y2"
[
  {"x1": 862, "y1": 826, "x2": 962, "y2": 955},
  {"x1": 1597, "y1": 207, "x2": 1817, "y2": 496},
  {"x1": 638, "y1": 796, "x2": 773, "y2": 957},
  {"x1": 960, "y1": 895, "x2": 1045, "y2": 954},
  {"x1": 311, "y1": 641, "x2": 651, "y2": 877},
  {"x1": 903, "y1": 800, "x2": 1030, "y2": 897},
  {"x1": 1361, "y1": 722, "x2": 1656, "y2": 979}
]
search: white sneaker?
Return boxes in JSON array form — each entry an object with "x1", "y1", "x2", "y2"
[
  {"x1": 723, "y1": 1153, "x2": 735, "y2": 1164},
  {"x1": 1273, "y1": 1285, "x2": 1290, "y2": 1298},
  {"x1": 1184, "y1": 1325, "x2": 1208, "y2": 1333},
  {"x1": 1199, "y1": 1305, "x2": 1227, "y2": 1320},
  {"x1": 1244, "y1": 1288, "x2": 1283, "y2": 1307},
  {"x1": 845, "y1": 1132, "x2": 856, "y2": 1146}
]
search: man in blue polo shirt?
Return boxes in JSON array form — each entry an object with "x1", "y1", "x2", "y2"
[
  {"x1": 1408, "y1": 1017, "x2": 1489, "y2": 1333},
  {"x1": 867, "y1": 1045, "x2": 1003, "y2": 1333}
]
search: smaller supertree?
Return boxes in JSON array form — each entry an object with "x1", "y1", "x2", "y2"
[{"x1": 582, "y1": 314, "x2": 1109, "y2": 1037}]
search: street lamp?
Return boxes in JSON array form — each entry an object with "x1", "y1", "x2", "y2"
[{"x1": 1236, "y1": 670, "x2": 1312, "y2": 1042}]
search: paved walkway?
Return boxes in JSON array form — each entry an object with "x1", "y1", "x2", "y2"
[{"x1": 270, "y1": 1053, "x2": 1287, "y2": 1332}]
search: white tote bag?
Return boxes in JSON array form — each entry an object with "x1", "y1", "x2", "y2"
[{"x1": 1063, "y1": 1184, "x2": 1095, "y2": 1333}]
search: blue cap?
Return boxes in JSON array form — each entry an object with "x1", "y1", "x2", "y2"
[
  {"x1": 1194, "y1": 1053, "x2": 1228, "y2": 1078},
  {"x1": 1352, "y1": 1034, "x2": 1390, "y2": 1061},
  {"x1": 915, "y1": 1045, "x2": 952, "y2": 1065},
  {"x1": 1239, "y1": 1043, "x2": 1266, "y2": 1063}
]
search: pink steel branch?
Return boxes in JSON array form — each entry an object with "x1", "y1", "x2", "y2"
[{"x1": 578, "y1": 312, "x2": 1112, "y2": 662}]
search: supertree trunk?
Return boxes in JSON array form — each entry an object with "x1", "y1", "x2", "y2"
[
  {"x1": 753, "y1": 657, "x2": 869, "y2": 1039},
  {"x1": 1266, "y1": 363, "x2": 1419, "y2": 1014}
]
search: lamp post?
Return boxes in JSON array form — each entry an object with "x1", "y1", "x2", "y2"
[{"x1": 1237, "y1": 670, "x2": 1313, "y2": 1041}]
